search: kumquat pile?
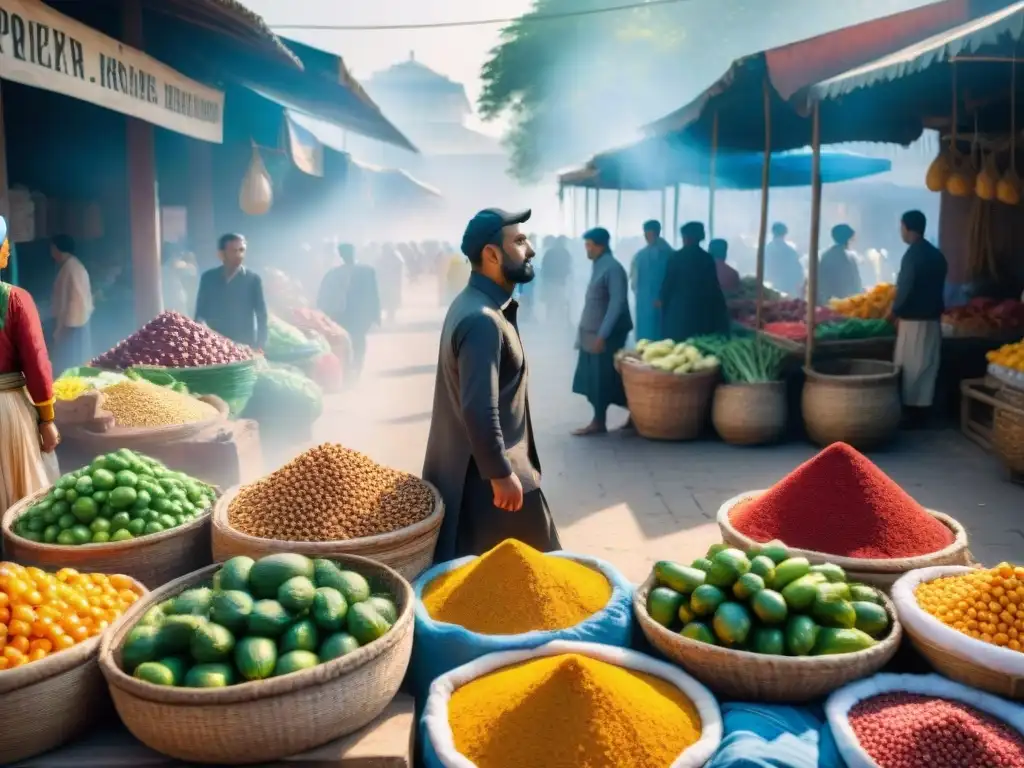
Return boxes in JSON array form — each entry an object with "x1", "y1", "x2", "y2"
[
  {"x1": 0, "y1": 562, "x2": 143, "y2": 670},
  {"x1": 914, "y1": 563, "x2": 1024, "y2": 652}
]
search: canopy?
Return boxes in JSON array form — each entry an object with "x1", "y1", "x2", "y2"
[
  {"x1": 558, "y1": 136, "x2": 891, "y2": 191},
  {"x1": 641, "y1": 0, "x2": 977, "y2": 151}
]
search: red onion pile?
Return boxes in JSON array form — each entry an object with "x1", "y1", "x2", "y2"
[
  {"x1": 92, "y1": 311, "x2": 255, "y2": 369},
  {"x1": 849, "y1": 692, "x2": 1024, "y2": 768}
]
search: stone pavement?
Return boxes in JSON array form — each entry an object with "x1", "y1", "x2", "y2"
[{"x1": 311, "y1": 283, "x2": 1023, "y2": 583}]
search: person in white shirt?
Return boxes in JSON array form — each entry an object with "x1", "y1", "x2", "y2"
[{"x1": 50, "y1": 234, "x2": 93, "y2": 373}]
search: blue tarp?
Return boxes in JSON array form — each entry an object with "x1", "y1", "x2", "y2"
[{"x1": 559, "y1": 135, "x2": 891, "y2": 191}]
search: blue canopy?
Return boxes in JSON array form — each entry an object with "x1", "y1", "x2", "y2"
[{"x1": 558, "y1": 135, "x2": 891, "y2": 191}]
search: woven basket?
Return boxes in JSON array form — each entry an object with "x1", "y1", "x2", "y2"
[
  {"x1": 2, "y1": 487, "x2": 215, "y2": 590},
  {"x1": 992, "y1": 384, "x2": 1024, "y2": 474},
  {"x1": 717, "y1": 491, "x2": 973, "y2": 592},
  {"x1": 712, "y1": 381, "x2": 787, "y2": 446},
  {"x1": 802, "y1": 359, "x2": 901, "y2": 450},
  {"x1": 894, "y1": 567, "x2": 1024, "y2": 700},
  {"x1": 210, "y1": 483, "x2": 444, "y2": 581},
  {"x1": 99, "y1": 556, "x2": 413, "y2": 765},
  {"x1": 620, "y1": 359, "x2": 719, "y2": 441},
  {"x1": 634, "y1": 574, "x2": 902, "y2": 701},
  {"x1": 0, "y1": 577, "x2": 147, "y2": 764},
  {"x1": 131, "y1": 359, "x2": 259, "y2": 416}
]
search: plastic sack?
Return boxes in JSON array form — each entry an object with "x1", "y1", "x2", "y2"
[
  {"x1": 422, "y1": 639, "x2": 723, "y2": 768},
  {"x1": 239, "y1": 144, "x2": 273, "y2": 216},
  {"x1": 705, "y1": 703, "x2": 843, "y2": 768},
  {"x1": 410, "y1": 550, "x2": 633, "y2": 699},
  {"x1": 825, "y1": 672, "x2": 1024, "y2": 768},
  {"x1": 892, "y1": 566, "x2": 1024, "y2": 679}
]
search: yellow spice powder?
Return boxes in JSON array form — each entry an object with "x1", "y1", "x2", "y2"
[
  {"x1": 449, "y1": 653, "x2": 702, "y2": 768},
  {"x1": 422, "y1": 539, "x2": 612, "y2": 635}
]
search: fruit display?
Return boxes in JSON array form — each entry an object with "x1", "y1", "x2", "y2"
[
  {"x1": 227, "y1": 443, "x2": 435, "y2": 542},
  {"x1": 266, "y1": 315, "x2": 326, "y2": 361},
  {"x1": 814, "y1": 318, "x2": 896, "y2": 341},
  {"x1": 12, "y1": 449, "x2": 217, "y2": 546},
  {"x1": 730, "y1": 277, "x2": 782, "y2": 303},
  {"x1": 729, "y1": 299, "x2": 842, "y2": 328},
  {"x1": 92, "y1": 311, "x2": 254, "y2": 369},
  {"x1": 690, "y1": 335, "x2": 785, "y2": 383},
  {"x1": 646, "y1": 541, "x2": 891, "y2": 656},
  {"x1": 0, "y1": 563, "x2": 143, "y2": 669},
  {"x1": 915, "y1": 563, "x2": 1024, "y2": 652},
  {"x1": 627, "y1": 339, "x2": 720, "y2": 375},
  {"x1": 988, "y1": 338, "x2": 1024, "y2": 373},
  {"x1": 946, "y1": 298, "x2": 1024, "y2": 337},
  {"x1": 120, "y1": 554, "x2": 398, "y2": 687},
  {"x1": 828, "y1": 283, "x2": 896, "y2": 319}
]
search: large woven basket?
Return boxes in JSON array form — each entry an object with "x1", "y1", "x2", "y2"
[
  {"x1": 802, "y1": 359, "x2": 901, "y2": 450},
  {"x1": 620, "y1": 359, "x2": 719, "y2": 441},
  {"x1": 634, "y1": 574, "x2": 902, "y2": 701},
  {"x1": 210, "y1": 482, "x2": 444, "y2": 580},
  {"x1": 894, "y1": 567, "x2": 1024, "y2": 700},
  {"x1": 717, "y1": 491, "x2": 973, "y2": 592},
  {"x1": 0, "y1": 577, "x2": 146, "y2": 764},
  {"x1": 98, "y1": 556, "x2": 414, "y2": 765},
  {"x1": 992, "y1": 384, "x2": 1024, "y2": 475},
  {"x1": 712, "y1": 381, "x2": 787, "y2": 446},
  {"x1": 2, "y1": 487, "x2": 215, "y2": 590}
]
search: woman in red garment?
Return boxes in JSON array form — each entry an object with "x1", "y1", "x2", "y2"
[{"x1": 0, "y1": 215, "x2": 60, "y2": 512}]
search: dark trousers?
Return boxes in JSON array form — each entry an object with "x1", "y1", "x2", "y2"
[{"x1": 455, "y1": 463, "x2": 561, "y2": 557}]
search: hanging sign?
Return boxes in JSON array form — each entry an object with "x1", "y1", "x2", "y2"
[{"x1": 0, "y1": 0, "x2": 224, "y2": 142}]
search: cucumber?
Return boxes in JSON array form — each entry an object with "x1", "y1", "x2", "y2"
[
  {"x1": 849, "y1": 584, "x2": 883, "y2": 604},
  {"x1": 760, "y1": 541, "x2": 790, "y2": 564},
  {"x1": 811, "y1": 590, "x2": 857, "y2": 629},
  {"x1": 809, "y1": 563, "x2": 847, "y2": 583},
  {"x1": 654, "y1": 561, "x2": 707, "y2": 594},
  {"x1": 785, "y1": 615, "x2": 819, "y2": 656},
  {"x1": 852, "y1": 601, "x2": 890, "y2": 637},
  {"x1": 781, "y1": 574, "x2": 826, "y2": 611},
  {"x1": 647, "y1": 587, "x2": 685, "y2": 628},
  {"x1": 751, "y1": 589, "x2": 788, "y2": 625},
  {"x1": 713, "y1": 602, "x2": 752, "y2": 647},
  {"x1": 751, "y1": 626, "x2": 785, "y2": 656},
  {"x1": 748, "y1": 555, "x2": 777, "y2": 586},
  {"x1": 811, "y1": 627, "x2": 877, "y2": 656},
  {"x1": 732, "y1": 573, "x2": 765, "y2": 601},
  {"x1": 690, "y1": 557, "x2": 713, "y2": 573},
  {"x1": 690, "y1": 584, "x2": 727, "y2": 617},
  {"x1": 706, "y1": 549, "x2": 752, "y2": 589},
  {"x1": 773, "y1": 557, "x2": 811, "y2": 589},
  {"x1": 680, "y1": 621, "x2": 716, "y2": 644},
  {"x1": 677, "y1": 602, "x2": 696, "y2": 625}
]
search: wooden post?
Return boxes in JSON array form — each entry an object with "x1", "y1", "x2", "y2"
[
  {"x1": 805, "y1": 102, "x2": 823, "y2": 371},
  {"x1": 660, "y1": 188, "x2": 667, "y2": 231},
  {"x1": 754, "y1": 79, "x2": 772, "y2": 332},
  {"x1": 123, "y1": 0, "x2": 162, "y2": 325},
  {"x1": 595, "y1": 187, "x2": 601, "y2": 223},
  {"x1": 615, "y1": 189, "x2": 622, "y2": 239},
  {"x1": 584, "y1": 187, "x2": 590, "y2": 229},
  {"x1": 571, "y1": 187, "x2": 577, "y2": 235},
  {"x1": 672, "y1": 184, "x2": 681, "y2": 247},
  {"x1": 709, "y1": 110, "x2": 719, "y2": 239},
  {"x1": 187, "y1": 140, "x2": 216, "y2": 268}
]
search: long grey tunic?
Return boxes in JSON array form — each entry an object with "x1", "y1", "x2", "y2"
[{"x1": 423, "y1": 272, "x2": 543, "y2": 561}]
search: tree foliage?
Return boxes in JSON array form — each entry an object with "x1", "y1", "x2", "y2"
[{"x1": 480, "y1": 0, "x2": 931, "y2": 181}]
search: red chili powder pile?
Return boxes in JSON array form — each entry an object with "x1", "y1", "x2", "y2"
[
  {"x1": 849, "y1": 692, "x2": 1024, "y2": 768},
  {"x1": 729, "y1": 442, "x2": 954, "y2": 559}
]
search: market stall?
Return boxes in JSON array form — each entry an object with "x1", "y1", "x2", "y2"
[{"x1": 3, "y1": 434, "x2": 1024, "y2": 767}]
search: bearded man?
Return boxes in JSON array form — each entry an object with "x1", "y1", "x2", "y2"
[{"x1": 423, "y1": 209, "x2": 559, "y2": 560}]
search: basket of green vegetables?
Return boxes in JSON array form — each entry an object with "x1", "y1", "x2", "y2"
[{"x1": 691, "y1": 335, "x2": 789, "y2": 446}]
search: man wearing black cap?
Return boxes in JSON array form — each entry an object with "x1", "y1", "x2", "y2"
[
  {"x1": 572, "y1": 227, "x2": 633, "y2": 436},
  {"x1": 661, "y1": 221, "x2": 730, "y2": 342},
  {"x1": 423, "y1": 209, "x2": 559, "y2": 561}
]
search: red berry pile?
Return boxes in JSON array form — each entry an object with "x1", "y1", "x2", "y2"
[{"x1": 849, "y1": 692, "x2": 1024, "y2": 768}]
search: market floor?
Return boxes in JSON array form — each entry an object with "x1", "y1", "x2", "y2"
[{"x1": 307, "y1": 282, "x2": 1023, "y2": 583}]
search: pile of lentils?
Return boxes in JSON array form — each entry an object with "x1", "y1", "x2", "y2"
[
  {"x1": 848, "y1": 692, "x2": 1024, "y2": 768},
  {"x1": 93, "y1": 311, "x2": 254, "y2": 369},
  {"x1": 102, "y1": 380, "x2": 219, "y2": 428},
  {"x1": 228, "y1": 443, "x2": 434, "y2": 541}
]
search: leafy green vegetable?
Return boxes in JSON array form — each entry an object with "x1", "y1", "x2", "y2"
[{"x1": 689, "y1": 336, "x2": 785, "y2": 383}]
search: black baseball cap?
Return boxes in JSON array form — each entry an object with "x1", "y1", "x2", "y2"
[{"x1": 461, "y1": 208, "x2": 531, "y2": 261}]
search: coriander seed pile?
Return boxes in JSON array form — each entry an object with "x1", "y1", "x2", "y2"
[
  {"x1": 228, "y1": 443, "x2": 434, "y2": 541},
  {"x1": 101, "y1": 380, "x2": 219, "y2": 428}
]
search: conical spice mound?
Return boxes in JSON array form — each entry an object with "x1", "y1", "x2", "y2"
[
  {"x1": 422, "y1": 540, "x2": 611, "y2": 635},
  {"x1": 448, "y1": 653, "x2": 702, "y2": 768},
  {"x1": 729, "y1": 442, "x2": 954, "y2": 559}
]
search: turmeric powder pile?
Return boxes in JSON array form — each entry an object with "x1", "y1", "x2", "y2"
[
  {"x1": 448, "y1": 653, "x2": 702, "y2": 768},
  {"x1": 422, "y1": 540, "x2": 611, "y2": 635}
]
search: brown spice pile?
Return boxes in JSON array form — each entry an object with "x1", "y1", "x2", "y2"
[{"x1": 228, "y1": 443, "x2": 434, "y2": 541}]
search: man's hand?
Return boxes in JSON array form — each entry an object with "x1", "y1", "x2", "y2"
[
  {"x1": 490, "y1": 474, "x2": 524, "y2": 512},
  {"x1": 591, "y1": 336, "x2": 606, "y2": 354},
  {"x1": 39, "y1": 421, "x2": 60, "y2": 453}
]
